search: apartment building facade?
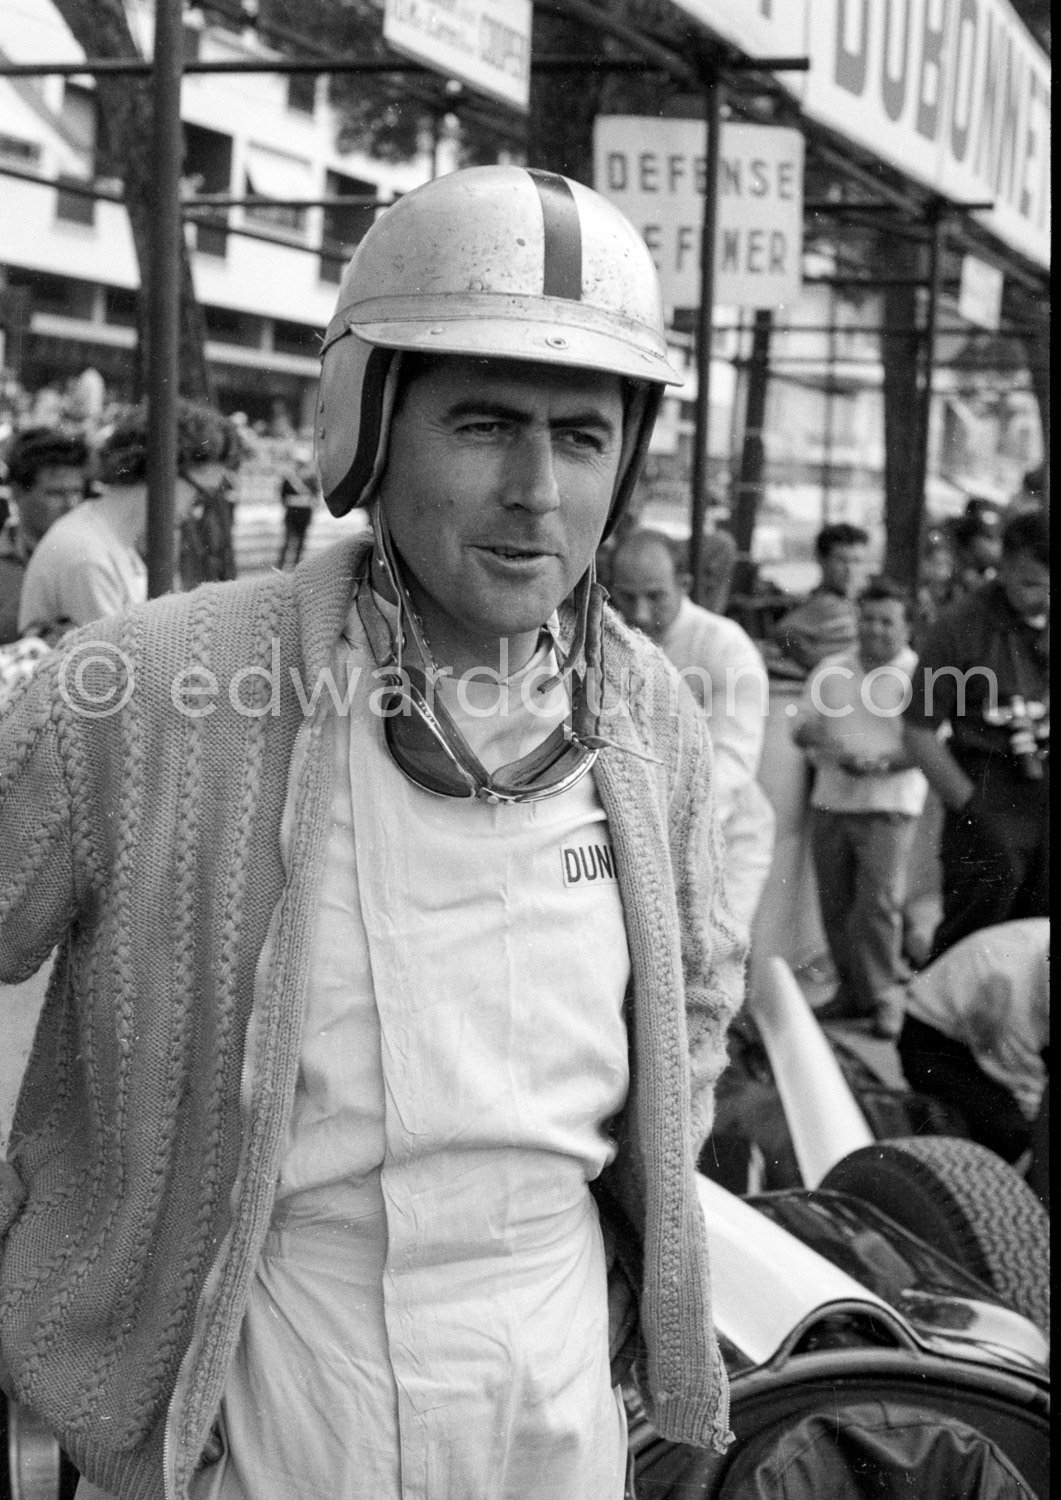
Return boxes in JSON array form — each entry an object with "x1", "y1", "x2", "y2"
[{"x1": 0, "y1": 0, "x2": 431, "y2": 428}]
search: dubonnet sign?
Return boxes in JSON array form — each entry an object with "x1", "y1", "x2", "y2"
[
  {"x1": 804, "y1": 0, "x2": 1050, "y2": 270},
  {"x1": 593, "y1": 118, "x2": 805, "y2": 311},
  {"x1": 668, "y1": 0, "x2": 1050, "y2": 272},
  {"x1": 383, "y1": 0, "x2": 531, "y2": 112}
]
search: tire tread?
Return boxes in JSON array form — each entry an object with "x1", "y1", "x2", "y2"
[{"x1": 821, "y1": 1135, "x2": 1050, "y2": 1333}]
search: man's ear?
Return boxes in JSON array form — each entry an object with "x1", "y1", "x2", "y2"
[{"x1": 678, "y1": 571, "x2": 694, "y2": 595}]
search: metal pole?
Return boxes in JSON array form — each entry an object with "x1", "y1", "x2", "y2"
[
  {"x1": 731, "y1": 308, "x2": 772, "y2": 596},
  {"x1": 145, "y1": 0, "x2": 184, "y2": 600},
  {"x1": 914, "y1": 202, "x2": 945, "y2": 567},
  {"x1": 689, "y1": 68, "x2": 722, "y2": 598},
  {"x1": 821, "y1": 278, "x2": 838, "y2": 524},
  {"x1": 0, "y1": 55, "x2": 682, "y2": 78}
]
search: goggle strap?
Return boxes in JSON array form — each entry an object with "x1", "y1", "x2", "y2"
[
  {"x1": 353, "y1": 571, "x2": 400, "y2": 673},
  {"x1": 355, "y1": 570, "x2": 568, "y2": 794},
  {"x1": 353, "y1": 580, "x2": 476, "y2": 777},
  {"x1": 368, "y1": 504, "x2": 403, "y2": 609},
  {"x1": 538, "y1": 565, "x2": 593, "y2": 694},
  {"x1": 403, "y1": 663, "x2": 502, "y2": 785},
  {"x1": 569, "y1": 578, "x2": 607, "y2": 743}
]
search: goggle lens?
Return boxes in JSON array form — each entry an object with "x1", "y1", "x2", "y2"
[{"x1": 382, "y1": 675, "x2": 597, "y2": 803}]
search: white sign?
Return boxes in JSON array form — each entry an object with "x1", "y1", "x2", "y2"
[
  {"x1": 958, "y1": 254, "x2": 1005, "y2": 330},
  {"x1": 383, "y1": 0, "x2": 531, "y2": 112},
  {"x1": 802, "y1": 0, "x2": 1050, "y2": 271},
  {"x1": 593, "y1": 118, "x2": 804, "y2": 311}
]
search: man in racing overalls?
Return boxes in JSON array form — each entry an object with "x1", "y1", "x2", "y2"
[{"x1": 1, "y1": 168, "x2": 743, "y2": 1500}]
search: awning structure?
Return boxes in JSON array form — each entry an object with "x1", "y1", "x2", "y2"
[{"x1": 243, "y1": 143, "x2": 314, "y2": 204}]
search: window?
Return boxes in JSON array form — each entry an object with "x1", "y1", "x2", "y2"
[
  {"x1": 0, "y1": 133, "x2": 42, "y2": 168},
  {"x1": 0, "y1": 286, "x2": 30, "y2": 339},
  {"x1": 56, "y1": 83, "x2": 97, "y2": 227},
  {"x1": 203, "y1": 305, "x2": 263, "y2": 349},
  {"x1": 319, "y1": 171, "x2": 378, "y2": 284},
  {"x1": 243, "y1": 146, "x2": 312, "y2": 237},
  {"x1": 272, "y1": 319, "x2": 324, "y2": 358},
  {"x1": 104, "y1": 286, "x2": 138, "y2": 328},
  {"x1": 287, "y1": 72, "x2": 317, "y2": 116},
  {"x1": 183, "y1": 124, "x2": 233, "y2": 258},
  {"x1": 55, "y1": 175, "x2": 96, "y2": 226},
  {"x1": 4, "y1": 269, "x2": 93, "y2": 320}
]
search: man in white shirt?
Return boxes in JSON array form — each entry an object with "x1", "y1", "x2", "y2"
[
  {"x1": 610, "y1": 528, "x2": 775, "y2": 929},
  {"x1": 793, "y1": 577, "x2": 928, "y2": 1037},
  {"x1": 17, "y1": 485, "x2": 148, "y2": 635},
  {"x1": 897, "y1": 919, "x2": 1048, "y2": 1166},
  {"x1": 17, "y1": 401, "x2": 234, "y2": 634},
  {"x1": 0, "y1": 427, "x2": 87, "y2": 644}
]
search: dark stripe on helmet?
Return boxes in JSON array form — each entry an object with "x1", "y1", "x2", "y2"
[{"x1": 527, "y1": 170, "x2": 582, "y2": 301}]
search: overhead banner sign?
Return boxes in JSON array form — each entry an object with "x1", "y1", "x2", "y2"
[
  {"x1": 593, "y1": 117, "x2": 804, "y2": 312},
  {"x1": 662, "y1": 0, "x2": 1049, "y2": 272},
  {"x1": 803, "y1": 0, "x2": 1050, "y2": 271},
  {"x1": 383, "y1": 0, "x2": 531, "y2": 112}
]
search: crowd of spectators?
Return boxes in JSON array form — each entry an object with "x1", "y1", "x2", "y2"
[
  {"x1": 774, "y1": 504, "x2": 1049, "y2": 1177},
  {"x1": 0, "y1": 380, "x2": 317, "y2": 676}
]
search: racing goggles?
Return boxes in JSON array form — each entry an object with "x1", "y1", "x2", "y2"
[{"x1": 354, "y1": 515, "x2": 610, "y2": 804}]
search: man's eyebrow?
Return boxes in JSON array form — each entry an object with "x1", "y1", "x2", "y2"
[{"x1": 443, "y1": 398, "x2": 619, "y2": 433}]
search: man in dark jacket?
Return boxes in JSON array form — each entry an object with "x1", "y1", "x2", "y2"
[
  {"x1": 774, "y1": 522, "x2": 870, "y2": 673},
  {"x1": 903, "y1": 509, "x2": 1049, "y2": 960}
]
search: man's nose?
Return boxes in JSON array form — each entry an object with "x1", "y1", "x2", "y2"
[{"x1": 503, "y1": 431, "x2": 560, "y2": 512}]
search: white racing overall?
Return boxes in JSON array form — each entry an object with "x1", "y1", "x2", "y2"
[{"x1": 191, "y1": 613, "x2": 632, "y2": 1499}]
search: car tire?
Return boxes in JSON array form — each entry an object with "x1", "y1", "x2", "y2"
[{"x1": 820, "y1": 1135, "x2": 1050, "y2": 1335}]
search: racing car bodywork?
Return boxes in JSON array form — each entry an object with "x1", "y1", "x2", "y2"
[{"x1": 630, "y1": 1173, "x2": 1049, "y2": 1497}]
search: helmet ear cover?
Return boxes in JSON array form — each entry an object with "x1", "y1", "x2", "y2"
[
  {"x1": 599, "y1": 376, "x2": 661, "y2": 540},
  {"x1": 317, "y1": 342, "x2": 401, "y2": 519}
]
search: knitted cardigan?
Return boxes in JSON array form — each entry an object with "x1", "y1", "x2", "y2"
[{"x1": 0, "y1": 538, "x2": 745, "y2": 1499}]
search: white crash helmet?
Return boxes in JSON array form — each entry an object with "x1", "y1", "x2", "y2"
[{"x1": 316, "y1": 165, "x2": 682, "y2": 532}]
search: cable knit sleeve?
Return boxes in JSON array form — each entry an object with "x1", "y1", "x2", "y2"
[
  {"x1": 0, "y1": 651, "x2": 92, "y2": 982},
  {"x1": 671, "y1": 689, "x2": 747, "y2": 1154}
]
